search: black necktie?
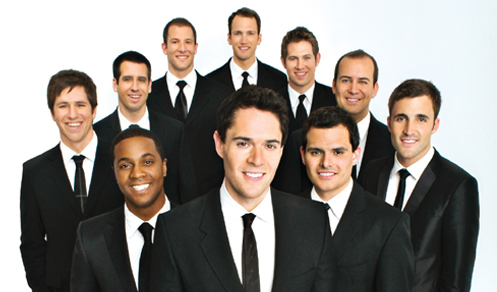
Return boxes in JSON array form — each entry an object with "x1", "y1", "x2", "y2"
[
  {"x1": 242, "y1": 71, "x2": 250, "y2": 88},
  {"x1": 72, "y1": 155, "x2": 87, "y2": 213},
  {"x1": 394, "y1": 169, "x2": 411, "y2": 210},
  {"x1": 175, "y1": 80, "x2": 188, "y2": 122},
  {"x1": 242, "y1": 213, "x2": 260, "y2": 292},
  {"x1": 138, "y1": 222, "x2": 153, "y2": 292},
  {"x1": 295, "y1": 94, "x2": 307, "y2": 129}
]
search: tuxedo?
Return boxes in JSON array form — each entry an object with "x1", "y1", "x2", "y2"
[
  {"x1": 20, "y1": 138, "x2": 123, "y2": 292},
  {"x1": 93, "y1": 109, "x2": 195, "y2": 204},
  {"x1": 300, "y1": 182, "x2": 414, "y2": 292},
  {"x1": 206, "y1": 58, "x2": 287, "y2": 93},
  {"x1": 147, "y1": 71, "x2": 231, "y2": 199},
  {"x1": 272, "y1": 112, "x2": 392, "y2": 195},
  {"x1": 278, "y1": 81, "x2": 337, "y2": 133},
  {"x1": 71, "y1": 202, "x2": 177, "y2": 292},
  {"x1": 150, "y1": 188, "x2": 333, "y2": 292},
  {"x1": 360, "y1": 150, "x2": 479, "y2": 292}
]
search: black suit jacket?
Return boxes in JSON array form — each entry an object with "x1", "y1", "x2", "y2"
[
  {"x1": 71, "y1": 202, "x2": 177, "y2": 292},
  {"x1": 278, "y1": 81, "x2": 337, "y2": 133},
  {"x1": 360, "y1": 150, "x2": 479, "y2": 292},
  {"x1": 93, "y1": 108, "x2": 195, "y2": 204},
  {"x1": 150, "y1": 188, "x2": 333, "y2": 292},
  {"x1": 147, "y1": 72, "x2": 231, "y2": 199},
  {"x1": 206, "y1": 58, "x2": 287, "y2": 93},
  {"x1": 300, "y1": 182, "x2": 414, "y2": 292},
  {"x1": 20, "y1": 138, "x2": 124, "y2": 292}
]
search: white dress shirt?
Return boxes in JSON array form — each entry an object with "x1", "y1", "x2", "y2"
[
  {"x1": 118, "y1": 106, "x2": 150, "y2": 130},
  {"x1": 385, "y1": 147, "x2": 435, "y2": 210},
  {"x1": 288, "y1": 83, "x2": 315, "y2": 118},
  {"x1": 60, "y1": 131, "x2": 98, "y2": 194},
  {"x1": 310, "y1": 178, "x2": 353, "y2": 234},
  {"x1": 166, "y1": 70, "x2": 197, "y2": 112},
  {"x1": 125, "y1": 196, "x2": 170, "y2": 289},
  {"x1": 355, "y1": 112, "x2": 371, "y2": 176},
  {"x1": 220, "y1": 180, "x2": 275, "y2": 292},
  {"x1": 230, "y1": 58, "x2": 258, "y2": 90}
]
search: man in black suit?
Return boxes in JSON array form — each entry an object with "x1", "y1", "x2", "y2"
[
  {"x1": 71, "y1": 127, "x2": 174, "y2": 292},
  {"x1": 147, "y1": 18, "x2": 231, "y2": 199},
  {"x1": 206, "y1": 7, "x2": 287, "y2": 93},
  {"x1": 299, "y1": 106, "x2": 414, "y2": 291},
  {"x1": 360, "y1": 79, "x2": 479, "y2": 292},
  {"x1": 151, "y1": 86, "x2": 333, "y2": 292},
  {"x1": 20, "y1": 70, "x2": 123, "y2": 292},
  {"x1": 94, "y1": 51, "x2": 194, "y2": 204}
]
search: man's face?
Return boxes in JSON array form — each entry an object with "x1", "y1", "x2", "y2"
[
  {"x1": 51, "y1": 86, "x2": 96, "y2": 152},
  {"x1": 214, "y1": 107, "x2": 283, "y2": 211},
  {"x1": 228, "y1": 16, "x2": 261, "y2": 66},
  {"x1": 333, "y1": 57, "x2": 379, "y2": 122},
  {"x1": 113, "y1": 136, "x2": 167, "y2": 216},
  {"x1": 388, "y1": 95, "x2": 439, "y2": 167},
  {"x1": 301, "y1": 125, "x2": 360, "y2": 201},
  {"x1": 281, "y1": 40, "x2": 320, "y2": 94},
  {"x1": 114, "y1": 61, "x2": 151, "y2": 115},
  {"x1": 162, "y1": 25, "x2": 197, "y2": 78}
]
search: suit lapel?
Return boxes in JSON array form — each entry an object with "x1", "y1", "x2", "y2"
[
  {"x1": 153, "y1": 75, "x2": 177, "y2": 118},
  {"x1": 361, "y1": 114, "x2": 379, "y2": 178},
  {"x1": 108, "y1": 110, "x2": 122, "y2": 133},
  {"x1": 85, "y1": 138, "x2": 113, "y2": 217},
  {"x1": 377, "y1": 157, "x2": 394, "y2": 200},
  {"x1": 310, "y1": 82, "x2": 335, "y2": 111},
  {"x1": 186, "y1": 72, "x2": 210, "y2": 126},
  {"x1": 199, "y1": 191, "x2": 243, "y2": 292},
  {"x1": 222, "y1": 59, "x2": 236, "y2": 92}
]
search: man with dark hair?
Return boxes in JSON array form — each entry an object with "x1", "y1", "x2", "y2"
[
  {"x1": 206, "y1": 7, "x2": 287, "y2": 94},
  {"x1": 151, "y1": 85, "x2": 333, "y2": 292},
  {"x1": 361, "y1": 79, "x2": 479, "y2": 292},
  {"x1": 71, "y1": 127, "x2": 175, "y2": 292},
  {"x1": 300, "y1": 106, "x2": 414, "y2": 291},
  {"x1": 147, "y1": 18, "x2": 231, "y2": 199},
  {"x1": 20, "y1": 70, "x2": 123, "y2": 292},
  {"x1": 94, "y1": 51, "x2": 194, "y2": 204}
]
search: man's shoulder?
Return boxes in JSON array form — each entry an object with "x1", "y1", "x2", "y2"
[
  {"x1": 433, "y1": 151, "x2": 477, "y2": 184},
  {"x1": 205, "y1": 59, "x2": 230, "y2": 79},
  {"x1": 150, "y1": 110, "x2": 184, "y2": 129},
  {"x1": 272, "y1": 189, "x2": 328, "y2": 218},
  {"x1": 23, "y1": 145, "x2": 60, "y2": 170},
  {"x1": 258, "y1": 60, "x2": 286, "y2": 78}
]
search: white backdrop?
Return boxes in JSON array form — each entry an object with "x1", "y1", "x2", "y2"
[{"x1": 2, "y1": 0, "x2": 495, "y2": 290}]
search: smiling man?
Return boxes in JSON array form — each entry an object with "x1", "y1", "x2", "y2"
[
  {"x1": 94, "y1": 51, "x2": 194, "y2": 204},
  {"x1": 147, "y1": 18, "x2": 231, "y2": 199},
  {"x1": 300, "y1": 106, "x2": 414, "y2": 291},
  {"x1": 71, "y1": 126, "x2": 174, "y2": 292},
  {"x1": 206, "y1": 7, "x2": 287, "y2": 94},
  {"x1": 361, "y1": 79, "x2": 480, "y2": 292},
  {"x1": 151, "y1": 86, "x2": 333, "y2": 292},
  {"x1": 20, "y1": 70, "x2": 123, "y2": 292}
]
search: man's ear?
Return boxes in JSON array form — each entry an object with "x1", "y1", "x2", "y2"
[{"x1": 213, "y1": 131, "x2": 224, "y2": 159}]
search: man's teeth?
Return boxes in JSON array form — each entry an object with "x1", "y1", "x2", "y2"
[
  {"x1": 319, "y1": 172, "x2": 334, "y2": 177},
  {"x1": 246, "y1": 173, "x2": 263, "y2": 178},
  {"x1": 402, "y1": 139, "x2": 416, "y2": 143},
  {"x1": 347, "y1": 98, "x2": 359, "y2": 102},
  {"x1": 132, "y1": 184, "x2": 150, "y2": 191},
  {"x1": 68, "y1": 123, "x2": 81, "y2": 127}
]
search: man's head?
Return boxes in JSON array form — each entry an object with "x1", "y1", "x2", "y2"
[
  {"x1": 112, "y1": 126, "x2": 167, "y2": 220},
  {"x1": 214, "y1": 86, "x2": 289, "y2": 211},
  {"x1": 300, "y1": 106, "x2": 360, "y2": 200},
  {"x1": 112, "y1": 51, "x2": 152, "y2": 119},
  {"x1": 162, "y1": 18, "x2": 198, "y2": 79},
  {"x1": 280, "y1": 27, "x2": 320, "y2": 94},
  {"x1": 227, "y1": 8, "x2": 262, "y2": 69},
  {"x1": 332, "y1": 49, "x2": 379, "y2": 123},
  {"x1": 387, "y1": 79, "x2": 441, "y2": 167},
  {"x1": 47, "y1": 69, "x2": 97, "y2": 153}
]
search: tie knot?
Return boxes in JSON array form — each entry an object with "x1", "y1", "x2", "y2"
[
  {"x1": 177, "y1": 80, "x2": 187, "y2": 90},
  {"x1": 298, "y1": 94, "x2": 306, "y2": 103},
  {"x1": 138, "y1": 222, "x2": 154, "y2": 243},
  {"x1": 72, "y1": 155, "x2": 85, "y2": 165},
  {"x1": 242, "y1": 213, "x2": 256, "y2": 229},
  {"x1": 398, "y1": 168, "x2": 410, "y2": 180},
  {"x1": 324, "y1": 203, "x2": 331, "y2": 211},
  {"x1": 242, "y1": 71, "x2": 249, "y2": 79}
]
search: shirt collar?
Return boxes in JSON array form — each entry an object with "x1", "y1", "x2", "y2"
[
  {"x1": 310, "y1": 177, "x2": 353, "y2": 221},
  {"x1": 124, "y1": 195, "x2": 170, "y2": 239},
  {"x1": 356, "y1": 111, "x2": 371, "y2": 142},
  {"x1": 166, "y1": 69, "x2": 197, "y2": 91},
  {"x1": 59, "y1": 130, "x2": 98, "y2": 164},
  {"x1": 392, "y1": 147, "x2": 435, "y2": 180},
  {"x1": 117, "y1": 106, "x2": 150, "y2": 130},
  {"x1": 230, "y1": 57, "x2": 258, "y2": 79},
  {"x1": 288, "y1": 83, "x2": 315, "y2": 109}
]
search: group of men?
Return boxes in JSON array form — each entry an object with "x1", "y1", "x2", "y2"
[{"x1": 20, "y1": 7, "x2": 479, "y2": 292}]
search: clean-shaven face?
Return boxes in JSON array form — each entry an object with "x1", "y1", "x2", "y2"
[
  {"x1": 162, "y1": 25, "x2": 198, "y2": 78},
  {"x1": 282, "y1": 40, "x2": 320, "y2": 94},
  {"x1": 228, "y1": 15, "x2": 261, "y2": 67},
  {"x1": 114, "y1": 61, "x2": 151, "y2": 115}
]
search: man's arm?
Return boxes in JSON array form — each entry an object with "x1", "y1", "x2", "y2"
[{"x1": 70, "y1": 223, "x2": 100, "y2": 292}]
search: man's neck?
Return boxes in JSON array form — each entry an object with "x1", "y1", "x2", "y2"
[
  {"x1": 289, "y1": 80, "x2": 315, "y2": 95},
  {"x1": 233, "y1": 56, "x2": 256, "y2": 71},
  {"x1": 118, "y1": 105, "x2": 146, "y2": 124},
  {"x1": 169, "y1": 66, "x2": 194, "y2": 80},
  {"x1": 62, "y1": 130, "x2": 93, "y2": 154}
]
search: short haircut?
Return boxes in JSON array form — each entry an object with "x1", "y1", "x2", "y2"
[
  {"x1": 301, "y1": 106, "x2": 359, "y2": 151},
  {"x1": 334, "y1": 49, "x2": 379, "y2": 84},
  {"x1": 47, "y1": 69, "x2": 97, "y2": 113},
  {"x1": 111, "y1": 125, "x2": 165, "y2": 163},
  {"x1": 388, "y1": 79, "x2": 442, "y2": 119},
  {"x1": 113, "y1": 51, "x2": 151, "y2": 83},
  {"x1": 163, "y1": 17, "x2": 197, "y2": 44},
  {"x1": 281, "y1": 26, "x2": 319, "y2": 60},
  {"x1": 216, "y1": 85, "x2": 289, "y2": 145},
  {"x1": 228, "y1": 7, "x2": 261, "y2": 34}
]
